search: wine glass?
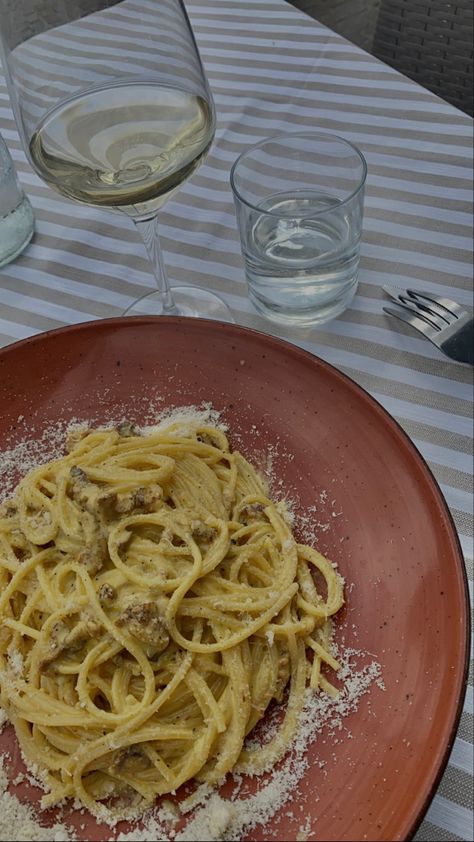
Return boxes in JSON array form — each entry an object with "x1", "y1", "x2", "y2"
[{"x1": 0, "y1": 0, "x2": 232, "y2": 320}]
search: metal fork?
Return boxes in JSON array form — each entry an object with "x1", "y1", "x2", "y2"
[{"x1": 383, "y1": 287, "x2": 473, "y2": 365}]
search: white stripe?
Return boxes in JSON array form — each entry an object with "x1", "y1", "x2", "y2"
[
  {"x1": 215, "y1": 124, "x2": 474, "y2": 164},
  {"x1": 210, "y1": 141, "x2": 473, "y2": 187},
  {"x1": 197, "y1": 48, "x2": 405, "y2": 72},
  {"x1": 210, "y1": 99, "x2": 474, "y2": 139},
  {"x1": 34, "y1": 219, "x2": 143, "y2": 258},
  {"x1": 10, "y1": 163, "x2": 473, "y2": 266},
  {"x1": 3, "y1": 99, "x2": 471, "y2": 150},
  {"x1": 460, "y1": 535, "x2": 473, "y2": 565},
  {"x1": 191, "y1": 7, "x2": 315, "y2": 18},
  {"x1": 365, "y1": 199, "x2": 472, "y2": 227},
  {"x1": 209, "y1": 64, "x2": 431, "y2": 94},
  {"x1": 2, "y1": 264, "x2": 139, "y2": 309},
  {"x1": 38, "y1": 31, "x2": 191, "y2": 63},
  {"x1": 210, "y1": 77, "x2": 469, "y2": 113},
  {"x1": 5, "y1": 245, "x2": 153, "y2": 288},
  {"x1": 464, "y1": 685, "x2": 473, "y2": 716},
  {"x1": 0, "y1": 288, "x2": 99, "y2": 322},
  {"x1": 12, "y1": 50, "x2": 191, "y2": 88},
  {"x1": 413, "y1": 442, "x2": 473, "y2": 475},
  {"x1": 366, "y1": 393, "x2": 472, "y2": 437},
  {"x1": 0, "y1": 319, "x2": 39, "y2": 341},
  {"x1": 361, "y1": 271, "x2": 474, "y2": 309},
  {"x1": 97, "y1": 13, "x2": 321, "y2": 36},
  {"x1": 362, "y1": 244, "x2": 472, "y2": 277},
  {"x1": 425, "y1": 794, "x2": 473, "y2": 840},
  {"x1": 41, "y1": 28, "x2": 182, "y2": 54},
  {"x1": 439, "y1": 485, "x2": 473, "y2": 517}
]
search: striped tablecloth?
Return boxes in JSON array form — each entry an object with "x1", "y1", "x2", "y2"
[{"x1": 0, "y1": 0, "x2": 472, "y2": 839}]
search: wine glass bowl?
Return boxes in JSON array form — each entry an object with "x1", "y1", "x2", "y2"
[{"x1": 0, "y1": 0, "x2": 232, "y2": 320}]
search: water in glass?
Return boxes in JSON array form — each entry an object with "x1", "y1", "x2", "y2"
[{"x1": 244, "y1": 191, "x2": 361, "y2": 325}]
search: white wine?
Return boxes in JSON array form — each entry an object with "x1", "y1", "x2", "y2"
[{"x1": 29, "y1": 82, "x2": 215, "y2": 216}]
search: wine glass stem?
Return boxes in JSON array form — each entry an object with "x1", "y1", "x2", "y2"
[{"x1": 133, "y1": 214, "x2": 179, "y2": 315}]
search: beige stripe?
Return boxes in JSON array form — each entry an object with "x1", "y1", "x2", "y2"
[
  {"x1": 362, "y1": 232, "x2": 471, "y2": 263},
  {"x1": 0, "y1": 270, "x2": 129, "y2": 317},
  {"x1": 217, "y1": 132, "x2": 473, "y2": 170},
  {"x1": 367, "y1": 165, "x2": 471, "y2": 191},
  {"x1": 194, "y1": 37, "x2": 434, "y2": 65},
  {"x1": 27, "y1": 231, "x2": 149, "y2": 276},
  {"x1": 213, "y1": 73, "x2": 440, "y2": 105},
  {"x1": 2, "y1": 87, "x2": 472, "y2": 153},
  {"x1": 209, "y1": 93, "x2": 473, "y2": 128},
  {"x1": 40, "y1": 31, "x2": 347, "y2": 63},
  {"x1": 162, "y1": 206, "x2": 472, "y2": 273},
  {"x1": 211, "y1": 109, "x2": 474, "y2": 150},
  {"x1": 0, "y1": 304, "x2": 66, "y2": 333},
  {"x1": 458, "y1": 711, "x2": 474, "y2": 744},
  {"x1": 362, "y1": 207, "x2": 472, "y2": 238},
  {"x1": 367, "y1": 185, "x2": 471, "y2": 214},
  {"x1": 205, "y1": 53, "x2": 401, "y2": 77},
  {"x1": 190, "y1": 0, "x2": 305, "y2": 13},
  {"x1": 24, "y1": 42, "x2": 194, "y2": 77},
  {"x1": 159, "y1": 232, "x2": 242, "y2": 269},
  {"x1": 11, "y1": 143, "x2": 473, "y2": 219},
  {"x1": 169, "y1": 190, "x2": 472, "y2": 239},
  {"x1": 184, "y1": 169, "x2": 473, "y2": 216},
  {"x1": 360, "y1": 256, "x2": 472, "y2": 290},
  {"x1": 203, "y1": 145, "x2": 473, "y2": 193},
  {"x1": 41, "y1": 31, "x2": 405, "y2": 78},
  {"x1": 420, "y1": 464, "x2": 473, "y2": 495},
  {"x1": 1, "y1": 256, "x2": 147, "y2": 300},
  {"x1": 435, "y1": 764, "x2": 474, "y2": 812},
  {"x1": 25, "y1": 205, "x2": 140, "y2": 244},
  {"x1": 211, "y1": 78, "x2": 467, "y2": 121},
  {"x1": 385, "y1": 418, "x2": 472, "y2": 457},
  {"x1": 451, "y1": 511, "x2": 474, "y2": 542}
]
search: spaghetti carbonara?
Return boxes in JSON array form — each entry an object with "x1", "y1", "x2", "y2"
[{"x1": 0, "y1": 419, "x2": 343, "y2": 819}]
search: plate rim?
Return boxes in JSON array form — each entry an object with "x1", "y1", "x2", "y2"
[{"x1": 0, "y1": 315, "x2": 470, "y2": 840}]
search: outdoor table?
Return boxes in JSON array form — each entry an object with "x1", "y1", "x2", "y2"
[{"x1": 0, "y1": 1, "x2": 472, "y2": 839}]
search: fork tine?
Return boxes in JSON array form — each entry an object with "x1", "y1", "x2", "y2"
[
  {"x1": 384, "y1": 294, "x2": 444, "y2": 330},
  {"x1": 383, "y1": 286, "x2": 454, "y2": 329},
  {"x1": 401, "y1": 297, "x2": 451, "y2": 329},
  {"x1": 383, "y1": 306, "x2": 439, "y2": 341},
  {"x1": 382, "y1": 285, "x2": 406, "y2": 304},
  {"x1": 407, "y1": 289, "x2": 467, "y2": 319}
]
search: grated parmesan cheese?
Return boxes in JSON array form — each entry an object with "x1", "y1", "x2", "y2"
[
  {"x1": 0, "y1": 757, "x2": 73, "y2": 841},
  {"x1": 0, "y1": 405, "x2": 383, "y2": 842}
]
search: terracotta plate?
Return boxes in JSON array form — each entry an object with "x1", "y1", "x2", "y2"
[{"x1": 0, "y1": 317, "x2": 469, "y2": 842}]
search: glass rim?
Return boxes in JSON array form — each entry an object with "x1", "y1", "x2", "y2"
[{"x1": 229, "y1": 130, "x2": 368, "y2": 217}]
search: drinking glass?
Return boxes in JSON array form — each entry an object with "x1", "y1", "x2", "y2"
[
  {"x1": 0, "y1": 0, "x2": 232, "y2": 320},
  {"x1": 0, "y1": 132, "x2": 35, "y2": 267},
  {"x1": 231, "y1": 132, "x2": 367, "y2": 326}
]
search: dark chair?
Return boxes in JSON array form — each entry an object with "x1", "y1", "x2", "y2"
[{"x1": 372, "y1": 0, "x2": 473, "y2": 115}]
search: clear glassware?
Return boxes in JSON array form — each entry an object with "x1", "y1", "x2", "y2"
[
  {"x1": 0, "y1": 0, "x2": 232, "y2": 320},
  {"x1": 231, "y1": 132, "x2": 367, "y2": 326},
  {"x1": 0, "y1": 132, "x2": 35, "y2": 268}
]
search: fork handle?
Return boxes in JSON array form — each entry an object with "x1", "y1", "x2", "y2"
[{"x1": 442, "y1": 318, "x2": 473, "y2": 365}]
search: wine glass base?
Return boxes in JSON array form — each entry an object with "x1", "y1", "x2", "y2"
[{"x1": 123, "y1": 286, "x2": 234, "y2": 322}]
